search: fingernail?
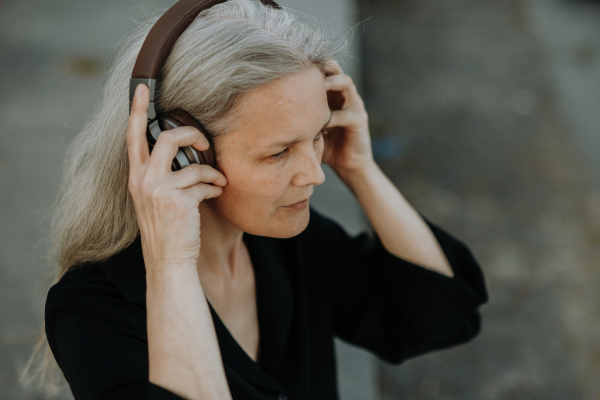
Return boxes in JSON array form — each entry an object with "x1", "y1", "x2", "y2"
[{"x1": 134, "y1": 84, "x2": 145, "y2": 98}]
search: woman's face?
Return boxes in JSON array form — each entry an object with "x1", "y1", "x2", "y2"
[{"x1": 209, "y1": 66, "x2": 330, "y2": 238}]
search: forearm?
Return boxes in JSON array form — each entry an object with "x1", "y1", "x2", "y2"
[
  {"x1": 335, "y1": 161, "x2": 453, "y2": 277},
  {"x1": 146, "y1": 265, "x2": 232, "y2": 400}
]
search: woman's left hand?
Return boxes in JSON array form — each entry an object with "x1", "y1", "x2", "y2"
[{"x1": 322, "y1": 61, "x2": 374, "y2": 176}]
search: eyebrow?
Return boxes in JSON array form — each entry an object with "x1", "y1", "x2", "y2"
[{"x1": 265, "y1": 112, "x2": 332, "y2": 149}]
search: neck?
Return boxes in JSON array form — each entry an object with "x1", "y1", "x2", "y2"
[{"x1": 197, "y1": 200, "x2": 246, "y2": 280}]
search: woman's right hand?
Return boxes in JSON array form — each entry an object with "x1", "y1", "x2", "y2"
[{"x1": 126, "y1": 83, "x2": 227, "y2": 274}]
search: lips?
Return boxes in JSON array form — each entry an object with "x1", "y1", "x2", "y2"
[
  {"x1": 282, "y1": 198, "x2": 309, "y2": 211},
  {"x1": 284, "y1": 198, "x2": 309, "y2": 207}
]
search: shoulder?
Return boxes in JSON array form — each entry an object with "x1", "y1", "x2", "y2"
[
  {"x1": 45, "y1": 243, "x2": 148, "y2": 365},
  {"x1": 44, "y1": 256, "x2": 151, "y2": 400},
  {"x1": 47, "y1": 236, "x2": 146, "y2": 306},
  {"x1": 45, "y1": 238, "x2": 148, "y2": 345},
  {"x1": 46, "y1": 262, "x2": 117, "y2": 304},
  {"x1": 44, "y1": 261, "x2": 137, "y2": 340}
]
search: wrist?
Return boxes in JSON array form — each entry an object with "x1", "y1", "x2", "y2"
[
  {"x1": 146, "y1": 262, "x2": 199, "y2": 285},
  {"x1": 333, "y1": 159, "x2": 380, "y2": 189}
]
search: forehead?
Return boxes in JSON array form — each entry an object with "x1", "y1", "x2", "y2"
[{"x1": 224, "y1": 67, "x2": 329, "y2": 151}]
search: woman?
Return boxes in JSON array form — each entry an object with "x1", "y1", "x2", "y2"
[{"x1": 30, "y1": 0, "x2": 488, "y2": 399}]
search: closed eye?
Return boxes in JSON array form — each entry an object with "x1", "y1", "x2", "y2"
[
  {"x1": 269, "y1": 148, "x2": 289, "y2": 160},
  {"x1": 269, "y1": 129, "x2": 325, "y2": 160}
]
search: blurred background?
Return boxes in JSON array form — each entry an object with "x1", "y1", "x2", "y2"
[{"x1": 1, "y1": 0, "x2": 600, "y2": 399}]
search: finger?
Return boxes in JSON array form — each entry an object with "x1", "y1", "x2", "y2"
[
  {"x1": 327, "y1": 109, "x2": 363, "y2": 129},
  {"x1": 324, "y1": 74, "x2": 352, "y2": 91},
  {"x1": 149, "y1": 126, "x2": 209, "y2": 174},
  {"x1": 126, "y1": 84, "x2": 151, "y2": 169},
  {"x1": 190, "y1": 132, "x2": 211, "y2": 153},
  {"x1": 324, "y1": 60, "x2": 343, "y2": 76},
  {"x1": 324, "y1": 74, "x2": 362, "y2": 105},
  {"x1": 184, "y1": 182, "x2": 224, "y2": 202},
  {"x1": 171, "y1": 163, "x2": 228, "y2": 189}
]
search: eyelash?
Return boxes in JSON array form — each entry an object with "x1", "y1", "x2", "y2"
[{"x1": 269, "y1": 129, "x2": 326, "y2": 160}]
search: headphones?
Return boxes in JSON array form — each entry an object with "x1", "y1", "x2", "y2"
[{"x1": 129, "y1": 0, "x2": 282, "y2": 170}]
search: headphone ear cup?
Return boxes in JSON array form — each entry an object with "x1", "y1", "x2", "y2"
[{"x1": 151, "y1": 109, "x2": 216, "y2": 171}]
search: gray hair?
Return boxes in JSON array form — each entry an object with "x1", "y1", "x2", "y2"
[{"x1": 21, "y1": 0, "x2": 352, "y2": 395}]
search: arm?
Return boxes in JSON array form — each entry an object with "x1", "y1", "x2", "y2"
[
  {"x1": 321, "y1": 61, "x2": 451, "y2": 277},
  {"x1": 306, "y1": 207, "x2": 487, "y2": 364},
  {"x1": 336, "y1": 161, "x2": 453, "y2": 277},
  {"x1": 127, "y1": 84, "x2": 230, "y2": 400},
  {"x1": 146, "y1": 266, "x2": 228, "y2": 399}
]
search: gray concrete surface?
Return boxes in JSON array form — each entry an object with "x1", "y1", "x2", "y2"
[
  {"x1": 357, "y1": 0, "x2": 600, "y2": 398},
  {"x1": 0, "y1": 0, "x2": 378, "y2": 399},
  {"x1": 529, "y1": 0, "x2": 600, "y2": 183}
]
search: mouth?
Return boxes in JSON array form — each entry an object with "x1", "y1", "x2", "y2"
[{"x1": 282, "y1": 197, "x2": 310, "y2": 211}]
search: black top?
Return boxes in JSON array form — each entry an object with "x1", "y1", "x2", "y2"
[{"x1": 45, "y1": 207, "x2": 488, "y2": 400}]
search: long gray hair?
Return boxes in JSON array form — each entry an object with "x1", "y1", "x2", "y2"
[{"x1": 21, "y1": 0, "x2": 352, "y2": 395}]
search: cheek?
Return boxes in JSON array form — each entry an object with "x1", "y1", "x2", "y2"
[
  {"x1": 217, "y1": 162, "x2": 288, "y2": 212},
  {"x1": 213, "y1": 161, "x2": 311, "y2": 237}
]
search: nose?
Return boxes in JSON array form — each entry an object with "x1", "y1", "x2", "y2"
[{"x1": 291, "y1": 146, "x2": 326, "y2": 187}]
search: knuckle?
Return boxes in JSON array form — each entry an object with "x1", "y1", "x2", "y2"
[
  {"x1": 156, "y1": 131, "x2": 175, "y2": 146},
  {"x1": 185, "y1": 127, "x2": 203, "y2": 142},
  {"x1": 175, "y1": 126, "x2": 198, "y2": 138},
  {"x1": 150, "y1": 187, "x2": 176, "y2": 207},
  {"x1": 190, "y1": 163, "x2": 205, "y2": 173},
  {"x1": 172, "y1": 195, "x2": 189, "y2": 209},
  {"x1": 187, "y1": 163, "x2": 205, "y2": 178},
  {"x1": 149, "y1": 185, "x2": 165, "y2": 201},
  {"x1": 133, "y1": 174, "x2": 197, "y2": 213},
  {"x1": 203, "y1": 185, "x2": 219, "y2": 199},
  {"x1": 130, "y1": 101, "x2": 145, "y2": 114},
  {"x1": 353, "y1": 109, "x2": 366, "y2": 120},
  {"x1": 185, "y1": 163, "x2": 202, "y2": 174},
  {"x1": 186, "y1": 126, "x2": 201, "y2": 136},
  {"x1": 140, "y1": 177, "x2": 157, "y2": 198},
  {"x1": 353, "y1": 113, "x2": 364, "y2": 125},
  {"x1": 141, "y1": 185, "x2": 154, "y2": 201},
  {"x1": 126, "y1": 131, "x2": 136, "y2": 146}
]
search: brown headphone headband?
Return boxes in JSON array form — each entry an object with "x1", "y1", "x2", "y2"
[{"x1": 130, "y1": 0, "x2": 282, "y2": 119}]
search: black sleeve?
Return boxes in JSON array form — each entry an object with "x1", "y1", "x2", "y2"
[
  {"x1": 45, "y1": 267, "x2": 188, "y2": 400},
  {"x1": 306, "y1": 207, "x2": 488, "y2": 364}
]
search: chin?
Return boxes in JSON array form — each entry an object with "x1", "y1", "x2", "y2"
[
  {"x1": 278, "y1": 208, "x2": 311, "y2": 238},
  {"x1": 250, "y1": 207, "x2": 311, "y2": 239}
]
